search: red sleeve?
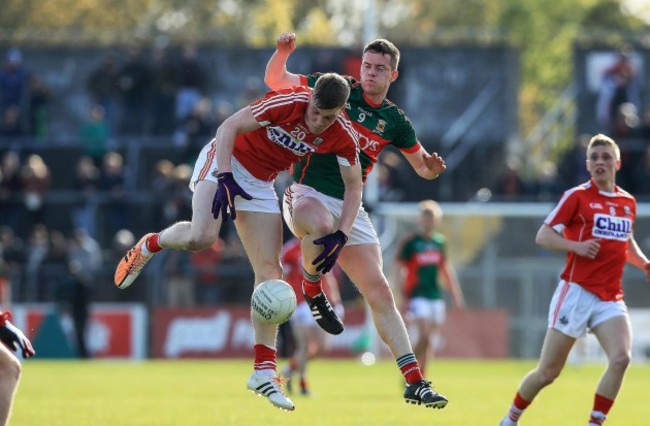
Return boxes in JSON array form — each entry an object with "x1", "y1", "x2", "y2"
[
  {"x1": 250, "y1": 88, "x2": 309, "y2": 126},
  {"x1": 331, "y1": 118, "x2": 360, "y2": 166},
  {"x1": 545, "y1": 188, "x2": 580, "y2": 230}
]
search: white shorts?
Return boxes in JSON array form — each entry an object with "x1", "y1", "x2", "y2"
[
  {"x1": 548, "y1": 280, "x2": 628, "y2": 338},
  {"x1": 290, "y1": 301, "x2": 318, "y2": 327},
  {"x1": 282, "y1": 183, "x2": 379, "y2": 246},
  {"x1": 190, "y1": 141, "x2": 280, "y2": 214},
  {"x1": 408, "y1": 297, "x2": 446, "y2": 324}
]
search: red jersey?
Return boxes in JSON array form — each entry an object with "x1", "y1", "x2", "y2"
[
  {"x1": 232, "y1": 86, "x2": 359, "y2": 181},
  {"x1": 544, "y1": 179, "x2": 636, "y2": 301}
]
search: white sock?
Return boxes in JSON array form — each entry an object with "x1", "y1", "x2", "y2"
[
  {"x1": 254, "y1": 369, "x2": 276, "y2": 378},
  {"x1": 140, "y1": 241, "x2": 152, "y2": 256},
  {"x1": 501, "y1": 418, "x2": 518, "y2": 426},
  {"x1": 588, "y1": 410, "x2": 606, "y2": 426},
  {"x1": 506, "y1": 404, "x2": 524, "y2": 423}
]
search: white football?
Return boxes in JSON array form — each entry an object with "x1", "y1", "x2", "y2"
[{"x1": 251, "y1": 279, "x2": 297, "y2": 324}]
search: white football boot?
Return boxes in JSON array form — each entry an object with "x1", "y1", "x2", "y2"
[{"x1": 247, "y1": 370, "x2": 295, "y2": 411}]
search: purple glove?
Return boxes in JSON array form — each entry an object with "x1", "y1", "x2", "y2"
[
  {"x1": 312, "y1": 230, "x2": 348, "y2": 274},
  {"x1": 212, "y1": 172, "x2": 253, "y2": 221},
  {"x1": 0, "y1": 312, "x2": 35, "y2": 358}
]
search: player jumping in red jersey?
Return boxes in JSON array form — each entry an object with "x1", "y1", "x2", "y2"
[
  {"x1": 500, "y1": 134, "x2": 650, "y2": 426},
  {"x1": 114, "y1": 73, "x2": 362, "y2": 412}
]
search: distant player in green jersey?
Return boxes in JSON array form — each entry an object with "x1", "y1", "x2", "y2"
[
  {"x1": 396, "y1": 200, "x2": 465, "y2": 375},
  {"x1": 266, "y1": 32, "x2": 449, "y2": 409}
]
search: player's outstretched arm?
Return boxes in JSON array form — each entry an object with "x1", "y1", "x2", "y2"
[
  {"x1": 265, "y1": 32, "x2": 302, "y2": 90},
  {"x1": 402, "y1": 144, "x2": 445, "y2": 180}
]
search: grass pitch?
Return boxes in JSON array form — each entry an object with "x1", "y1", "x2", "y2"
[{"x1": 12, "y1": 358, "x2": 650, "y2": 425}]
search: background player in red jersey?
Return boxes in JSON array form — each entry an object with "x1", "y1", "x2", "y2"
[
  {"x1": 266, "y1": 32, "x2": 448, "y2": 409},
  {"x1": 395, "y1": 200, "x2": 464, "y2": 376},
  {"x1": 500, "y1": 134, "x2": 650, "y2": 426},
  {"x1": 280, "y1": 237, "x2": 343, "y2": 396},
  {"x1": 0, "y1": 310, "x2": 35, "y2": 426},
  {"x1": 114, "y1": 73, "x2": 362, "y2": 412}
]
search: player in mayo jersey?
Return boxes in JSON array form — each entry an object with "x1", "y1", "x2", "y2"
[
  {"x1": 114, "y1": 73, "x2": 362, "y2": 412},
  {"x1": 265, "y1": 32, "x2": 448, "y2": 409},
  {"x1": 500, "y1": 134, "x2": 650, "y2": 426},
  {"x1": 396, "y1": 200, "x2": 464, "y2": 376}
]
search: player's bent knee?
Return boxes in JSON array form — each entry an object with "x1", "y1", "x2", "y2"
[
  {"x1": 303, "y1": 220, "x2": 335, "y2": 238},
  {"x1": 294, "y1": 203, "x2": 335, "y2": 234},
  {"x1": 609, "y1": 351, "x2": 631, "y2": 371},
  {"x1": 185, "y1": 233, "x2": 218, "y2": 251},
  {"x1": 366, "y1": 281, "x2": 394, "y2": 304},
  {"x1": 538, "y1": 368, "x2": 561, "y2": 386},
  {"x1": 365, "y1": 291, "x2": 397, "y2": 313}
]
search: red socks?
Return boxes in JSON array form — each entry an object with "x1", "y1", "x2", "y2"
[
  {"x1": 253, "y1": 344, "x2": 277, "y2": 371},
  {"x1": 302, "y1": 279, "x2": 323, "y2": 298},
  {"x1": 396, "y1": 353, "x2": 424, "y2": 384},
  {"x1": 513, "y1": 392, "x2": 531, "y2": 411},
  {"x1": 506, "y1": 392, "x2": 531, "y2": 423},
  {"x1": 145, "y1": 233, "x2": 163, "y2": 253},
  {"x1": 593, "y1": 393, "x2": 613, "y2": 414},
  {"x1": 589, "y1": 393, "x2": 614, "y2": 425}
]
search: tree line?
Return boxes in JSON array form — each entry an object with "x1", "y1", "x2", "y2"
[{"x1": 1, "y1": 0, "x2": 648, "y2": 137}]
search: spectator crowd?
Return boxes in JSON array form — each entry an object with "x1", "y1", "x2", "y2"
[{"x1": 2, "y1": 42, "x2": 650, "y2": 315}]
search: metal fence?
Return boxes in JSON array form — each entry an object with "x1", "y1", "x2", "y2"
[{"x1": 375, "y1": 202, "x2": 650, "y2": 358}]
